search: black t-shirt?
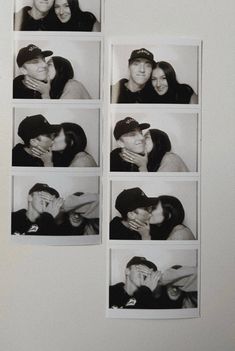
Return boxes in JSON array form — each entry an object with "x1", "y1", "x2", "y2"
[
  {"x1": 110, "y1": 148, "x2": 139, "y2": 172},
  {"x1": 109, "y1": 283, "x2": 160, "y2": 309},
  {"x1": 14, "y1": 6, "x2": 56, "y2": 31},
  {"x1": 148, "y1": 84, "x2": 194, "y2": 104},
  {"x1": 12, "y1": 143, "x2": 44, "y2": 167},
  {"x1": 109, "y1": 216, "x2": 141, "y2": 240},
  {"x1": 11, "y1": 209, "x2": 58, "y2": 235},
  {"x1": 111, "y1": 79, "x2": 155, "y2": 103},
  {"x1": 13, "y1": 75, "x2": 42, "y2": 99}
]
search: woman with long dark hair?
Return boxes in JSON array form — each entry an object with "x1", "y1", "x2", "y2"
[
  {"x1": 149, "y1": 196, "x2": 195, "y2": 240},
  {"x1": 150, "y1": 61, "x2": 198, "y2": 104},
  {"x1": 51, "y1": 122, "x2": 97, "y2": 167},
  {"x1": 24, "y1": 55, "x2": 91, "y2": 99},
  {"x1": 53, "y1": 0, "x2": 100, "y2": 31},
  {"x1": 120, "y1": 128, "x2": 189, "y2": 172}
]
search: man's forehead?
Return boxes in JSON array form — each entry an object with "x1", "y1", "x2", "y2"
[
  {"x1": 24, "y1": 55, "x2": 45, "y2": 65},
  {"x1": 130, "y1": 58, "x2": 152, "y2": 65}
]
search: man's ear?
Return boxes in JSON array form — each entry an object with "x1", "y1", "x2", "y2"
[
  {"x1": 28, "y1": 194, "x2": 32, "y2": 202},
  {"x1": 127, "y1": 211, "x2": 136, "y2": 220},
  {"x1": 117, "y1": 139, "x2": 124, "y2": 148},
  {"x1": 21, "y1": 66, "x2": 27, "y2": 75},
  {"x1": 29, "y1": 138, "x2": 38, "y2": 147},
  {"x1": 125, "y1": 267, "x2": 130, "y2": 276}
]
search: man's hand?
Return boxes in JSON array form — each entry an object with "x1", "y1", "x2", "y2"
[
  {"x1": 120, "y1": 148, "x2": 148, "y2": 172},
  {"x1": 24, "y1": 74, "x2": 51, "y2": 99},
  {"x1": 43, "y1": 197, "x2": 64, "y2": 218},
  {"x1": 129, "y1": 218, "x2": 151, "y2": 240},
  {"x1": 141, "y1": 270, "x2": 162, "y2": 292}
]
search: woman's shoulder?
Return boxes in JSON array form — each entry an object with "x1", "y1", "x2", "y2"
[
  {"x1": 62, "y1": 79, "x2": 91, "y2": 99},
  {"x1": 70, "y1": 152, "x2": 97, "y2": 167},
  {"x1": 176, "y1": 84, "x2": 194, "y2": 103},
  {"x1": 167, "y1": 224, "x2": 195, "y2": 240},
  {"x1": 158, "y1": 152, "x2": 189, "y2": 172}
]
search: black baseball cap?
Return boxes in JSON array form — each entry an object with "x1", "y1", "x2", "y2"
[
  {"x1": 18, "y1": 114, "x2": 60, "y2": 143},
  {"x1": 126, "y1": 256, "x2": 158, "y2": 271},
  {"x1": 17, "y1": 44, "x2": 53, "y2": 67},
  {"x1": 113, "y1": 117, "x2": 150, "y2": 140},
  {"x1": 115, "y1": 187, "x2": 156, "y2": 216},
  {"x1": 128, "y1": 48, "x2": 156, "y2": 66},
  {"x1": 29, "y1": 183, "x2": 59, "y2": 198}
]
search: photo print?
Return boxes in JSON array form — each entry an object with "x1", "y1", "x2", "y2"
[
  {"x1": 110, "y1": 111, "x2": 199, "y2": 173},
  {"x1": 12, "y1": 107, "x2": 100, "y2": 168},
  {"x1": 110, "y1": 42, "x2": 200, "y2": 104},
  {"x1": 109, "y1": 179, "x2": 198, "y2": 241},
  {"x1": 14, "y1": 0, "x2": 102, "y2": 32},
  {"x1": 11, "y1": 174, "x2": 101, "y2": 245},
  {"x1": 108, "y1": 246, "x2": 199, "y2": 319},
  {"x1": 13, "y1": 39, "x2": 101, "y2": 100}
]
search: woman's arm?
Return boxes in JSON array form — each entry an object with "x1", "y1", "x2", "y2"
[
  {"x1": 60, "y1": 80, "x2": 91, "y2": 99},
  {"x1": 167, "y1": 225, "x2": 195, "y2": 240},
  {"x1": 190, "y1": 92, "x2": 198, "y2": 104},
  {"x1": 158, "y1": 152, "x2": 189, "y2": 172},
  {"x1": 92, "y1": 20, "x2": 101, "y2": 32},
  {"x1": 69, "y1": 152, "x2": 97, "y2": 167}
]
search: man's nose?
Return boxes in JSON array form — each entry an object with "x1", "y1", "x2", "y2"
[{"x1": 139, "y1": 63, "x2": 145, "y2": 72}]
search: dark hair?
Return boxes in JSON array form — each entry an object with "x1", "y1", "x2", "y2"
[
  {"x1": 54, "y1": 0, "x2": 96, "y2": 31},
  {"x1": 153, "y1": 61, "x2": 194, "y2": 103},
  {"x1": 52, "y1": 122, "x2": 87, "y2": 167},
  {"x1": 147, "y1": 129, "x2": 171, "y2": 172},
  {"x1": 49, "y1": 56, "x2": 74, "y2": 99},
  {"x1": 150, "y1": 195, "x2": 185, "y2": 240}
]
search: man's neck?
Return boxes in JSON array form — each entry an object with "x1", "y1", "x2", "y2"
[
  {"x1": 124, "y1": 279, "x2": 138, "y2": 296},
  {"x1": 29, "y1": 7, "x2": 48, "y2": 20},
  {"x1": 26, "y1": 207, "x2": 40, "y2": 223},
  {"x1": 125, "y1": 80, "x2": 145, "y2": 93}
]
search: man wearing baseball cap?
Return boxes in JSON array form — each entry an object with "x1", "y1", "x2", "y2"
[
  {"x1": 110, "y1": 117, "x2": 150, "y2": 172},
  {"x1": 109, "y1": 256, "x2": 161, "y2": 309},
  {"x1": 12, "y1": 183, "x2": 63, "y2": 235},
  {"x1": 12, "y1": 114, "x2": 60, "y2": 167},
  {"x1": 13, "y1": 44, "x2": 53, "y2": 99},
  {"x1": 14, "y1": 0, "x2": 55, "y2": 31},
  {"x1": 109, "y1": 187, "x2": 157, "y2": 240},
  {"x1": 111, "y1": 48, "x2": 156, "y2": 103}
]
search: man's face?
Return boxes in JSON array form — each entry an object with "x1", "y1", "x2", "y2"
[
  {"x1": 129, "y1": 58, "x2": 152, "y2": 87},
  {"x1": 118, "y1": 128, "x2": 145, "y2": 154},
  {"x1": 33, "y1": 0, "x2": 54, "y2": 14},
  {"x1": 31, "y1": 134, "x2": 54, "y2": 151},
  {"x1": 132, "y1": 207, "x2": 152, "y2": 223},
  {"x1": 28, "y1": 191, "x2": 55, "y2": 214},
  {"x1": 127, "y1": 264, "x2": 153, "y2": 288},
  {"x1": 21, "y1": 55, "x2": 48, "y2": 81}
]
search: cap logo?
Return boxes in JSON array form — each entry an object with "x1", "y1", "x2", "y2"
[
  {"x1": 125, "y1": 117, "x2": 135, "y2": 124},
  {"x1": 137, "y1": 49, "x2": 150, "y2": 56},
  {"x1": 28, "y1": 45, "x2": 37, "y2": 52}
]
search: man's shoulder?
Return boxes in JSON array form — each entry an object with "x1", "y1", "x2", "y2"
[
  {"x1": 12, "y1": 209, "x2": 27, "y2": 220},
  {"x1": 110, "y1": 282, "x2": 125, "y2": 293},
  {"x1": 14, "y1": 7, "x2": 31, "y2": 30}
]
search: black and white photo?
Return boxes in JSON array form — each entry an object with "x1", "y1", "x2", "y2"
[
  {"x1": 14, "y1": 0, "x2": 101, "y2": 32},
  {"x1": 110, "y1": 180, "x2": 198, "y2": 241},
  {"x1": 11, "y1": 174, "x2": 100, "y2": 244},
  {"x1": 110, "y1": 43, "x2": 199, "y2": 104},
  {"x1": 108, "y1": 247, "x2": 199, "y2": 318},
  {"x1": 13, "y1": 39, "x2": 101, "y2": 99},
  {"x1": 12, "y1": 107, "x2": 100, "y2": 167},
  {"x1": 110, "y1": 112, "x2": 198, "y2": 172}
]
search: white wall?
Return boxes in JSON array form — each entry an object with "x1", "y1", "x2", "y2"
[{"x1": 0, "y1": 1, "x2": 234, "y2": 351}]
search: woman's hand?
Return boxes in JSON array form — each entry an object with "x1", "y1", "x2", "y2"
[
  {"x1": 129, "y1": 218, "x2": 151, "y2": 240},
  {"x1": 120, "y1": 148, "x2": 148, "y2": 172},
  {"x1": 31, "y1": 145, "x2": 53, "y2": 167},
  {"x1": 24, "y1": 74, "x2": 51, "y2": 99}
]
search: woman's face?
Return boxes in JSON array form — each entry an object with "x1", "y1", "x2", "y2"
[
  {"x1": 150, "y1": 202, "x2": 165, "y2": 224},
  {"x1": 151, "y1": 67, "x2": 169, "y2": 95},
  {"x1": 54, "y1": 0, "x2": 72, "y2": 23},
  {"x1": 47, "y1": 58, "x2": 56, "y2": 80},
  {"x1": 69, "y1": 211, "x2": 83, "y2": 227},
  {"x1": 51, "y1": 128, "x2": 67, "y2": 151},
  {"x1": 144, "y1": 130, "x2": 153, "y2": 153}
]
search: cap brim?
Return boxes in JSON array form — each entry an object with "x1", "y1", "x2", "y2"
[
  {"x1": 41, "y1": 50, "x2": 53, "y2": 58},
  {"x1": 139, "y1": 123, "x2": 150, "y2": 131}
]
